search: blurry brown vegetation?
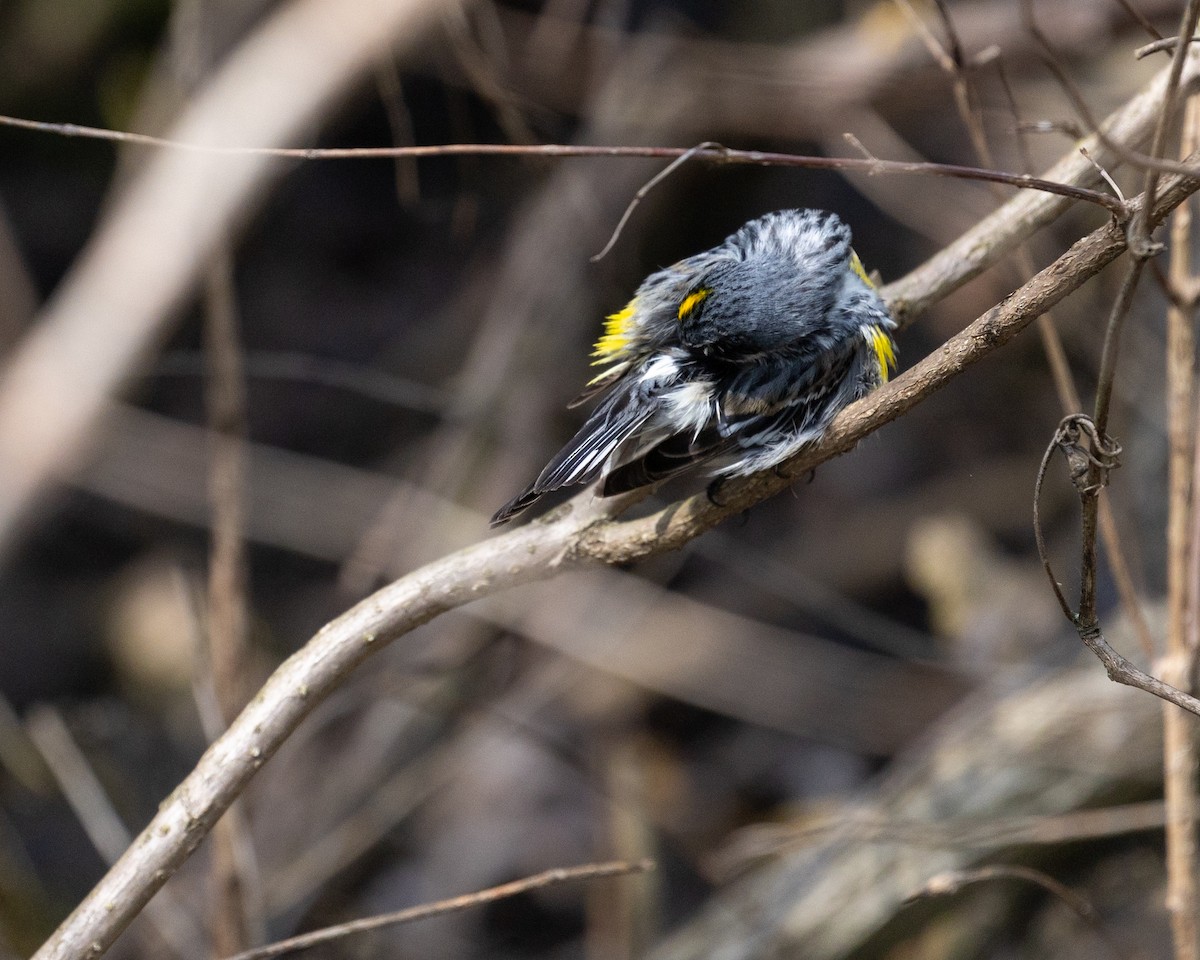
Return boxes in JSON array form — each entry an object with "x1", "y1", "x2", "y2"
[{"x1": 0, "y1": 0, "x2": 1199, "y2": 959}]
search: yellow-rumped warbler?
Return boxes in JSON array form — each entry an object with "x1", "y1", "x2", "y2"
[{"x1": 491, "y1": 209, "x2": 897, "y2": 526}]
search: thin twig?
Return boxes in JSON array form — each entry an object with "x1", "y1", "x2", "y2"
[
  {"x1": 1080, "y1": 626, "x2": 1200, "y2": 716},
  {"x1": 1131, "y1": 0, "x2": 1200, "y2": 250},
  {"x1": 929, "y1": 0, "x2": 966, "y2": 67},
  {"x1": 1023, "y1": 0, "x2": 1200, "y2": 189},
  {"x1": 203, "y1": 253, "x2": 255, "y2": 956},
  {"x1": 909, "y1": 865, "x2": 1130, "y2": 960},
  {"x1": 591, "y1": 141, "x2": 722, "y2": 261},
  {"x1": 925, "y1": 0, "x2": 995, "y2": 167},
  {"x1": 1092, "y1": 263, "x2": 1147, "y2": 445},
  {"x1": 892, "y1": 0, "x2": 956, "y2": 72},
  {"x1": 373, "y1": 57, "x2": 421, "y2": 206},
  {"x1": 222, "y1": 859, "x2": 654, "y2": 960},
  {"x1": 1117, "y1": 0, "x2": 1167, "y2": 41},
  {"x1": 1139, "y1": 36, "x2": 1200, "y2": 60},
  {"x1": 1033, "y1": 426, "x2": 1076, "y2": 621},
  {"x1": 1192, "y1": 390, "x2": 1200, "y2": 669},
  {"x1": 203, "y1": 256, "x2": 250, "y2": 730},
  {"x1": 1005, "y1": 75, "x2": 1048, "y2": 134},
  {"x1": 1067, "y1": 259, "x2": 1148, "y2": 662},
  {"x1": 1080, "y1": 147, "x2": 1127, "y2": 203},
  {"x1": 0, "y1": 116, "x2": 1133, "y2": 217}
]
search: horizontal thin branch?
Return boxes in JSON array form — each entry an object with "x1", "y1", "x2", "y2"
[{"x1": 0, "y1": 114, "x2": 1130, "y2": 216}]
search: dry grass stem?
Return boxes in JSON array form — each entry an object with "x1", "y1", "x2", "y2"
[{"x1": 1163, "y1": 90, "x2": 1200, "y2": 960}]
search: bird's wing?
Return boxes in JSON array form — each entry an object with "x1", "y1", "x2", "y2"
[
  {"x1": 600, "y1": 424, "x2": 735, "y2": 495},
  {"x1": 602, "y1": 337, "x2": 865, "y2": 495},
  {"x1": 490, "y1": 379, "x2": 656, "y2": 525}
]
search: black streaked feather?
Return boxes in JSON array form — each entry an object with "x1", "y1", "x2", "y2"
[
  {"x1": 490, "y1": 489, "x2": 544, "y2": 526},
  {"x1": 600, "y1": 428, "x2": 734, "y2": 496},
  {"x1": 567, "y1": 365, "x2": 626, "y2": 409},
  {"x1": 490, "y1": 384, "x2": 654, "y2": 525}
]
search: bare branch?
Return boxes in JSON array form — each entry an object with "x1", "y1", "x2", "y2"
[
  {"x1": 1131, "y1": 0, "x2": 1200, "y2": 249},
  {"x1": 591, "y1": 141, "x2": 723, "y2": 262},
  {"x1": 1117, "y1": 0, "x2": 1167, "y2": 41},
  {"x1": 202, "y1": 252, "x2": 255, "y2": 957},
  {"x1": 1139, "y1": 36, "x2": 1200, "y2": 59},
  {"x1": 910, "y1": 865, "x2": 1130, "y2": 960},
  {"x1": 1033, "y1": 424, "x2": 1077, "y2": 622},
  {"x1": 1023, "y1": 0, "x2": 1200, "y2": 188},
  {"x1": 222, "y1": 860, "x2": 654, "y2": 960},
  {"x1": 0, "y1": 115, "x2": 1132, "y2": 216},
  {"x1": 1163, "y1": 92, "x2": 1200, "y2": 960}
]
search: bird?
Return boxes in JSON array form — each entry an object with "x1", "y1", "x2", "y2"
[{"x1": 491, "y1": 208, "x2": 896, "y2": 526}]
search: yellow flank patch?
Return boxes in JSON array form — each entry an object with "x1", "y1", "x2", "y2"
[
  {"x1": 677, "y1": 288, "x2": 711, "y2": 321},
  {"x1": 849, "y1": 249, "x2": 875, "y2": 289},
  {"x1": 592, "y1": 299, "x2": 637, "y2": 364},
  {"x1": 869, "y1": 325, "x2": 897, "y2": 382}
]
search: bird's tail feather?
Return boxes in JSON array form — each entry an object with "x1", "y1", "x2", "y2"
[{"x1": 490, "y1": 391, "x2": 654, "y2": 525}]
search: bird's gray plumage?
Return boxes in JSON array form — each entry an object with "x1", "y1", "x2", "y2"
[{"x1": 492, "y1": 209, "x2": 896, "y2": 525}]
